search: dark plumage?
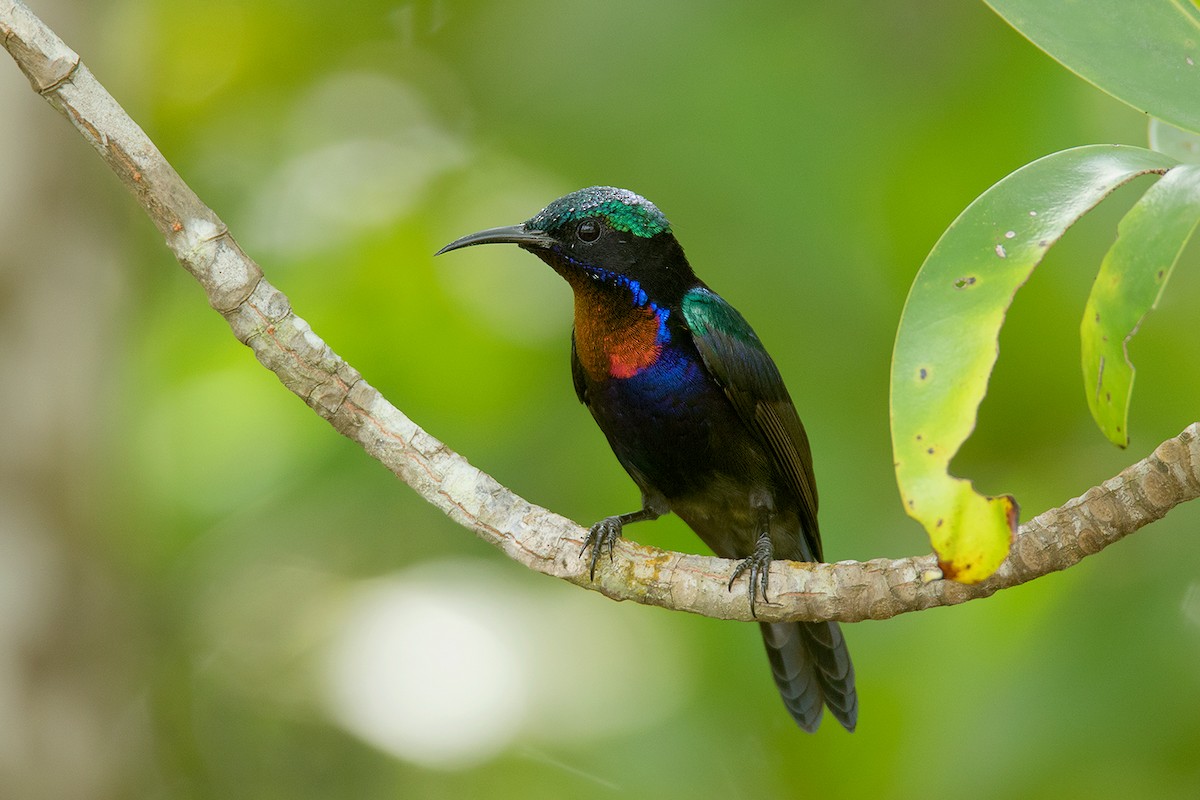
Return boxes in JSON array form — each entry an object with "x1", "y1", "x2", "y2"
[{"x1": 437, "y1": 186, "x2": 857, "y2": 732}]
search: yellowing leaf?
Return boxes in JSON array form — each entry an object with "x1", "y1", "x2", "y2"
[
  {"x1": 891, "y1": 145, "x2": 1176, "y2": 583},
  {"x1": 1082, "y1": 164, "x2": 1200, "y2": 447}
]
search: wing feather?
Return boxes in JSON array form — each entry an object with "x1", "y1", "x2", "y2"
[{"x1": 681, "y1": 287, "x2": 822, "y2": 560}]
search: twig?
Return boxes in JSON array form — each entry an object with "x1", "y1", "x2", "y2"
[{"x1": 3, "y1": 0, "x2": 1197, "y2": 624}]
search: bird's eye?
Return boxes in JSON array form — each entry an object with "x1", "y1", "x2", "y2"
[{"x1": 576, "y1": 219, "x2": 601, "y2": 243}]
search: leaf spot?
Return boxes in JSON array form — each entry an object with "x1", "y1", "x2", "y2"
[
  {"x1": 995, "y1": 244, "x2": 1007, "y2": 258},
  {"x1": 954, "y1": 276, "x2": 977, "y2": 289},
  {"x1": 1004, "y1": 230, "x2": 1016, "y2": 239},
  {"x1": 918, "y1": 367, "x2": 929, "y2": 380}
]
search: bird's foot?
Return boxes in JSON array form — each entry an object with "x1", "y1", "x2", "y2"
[
  {"x1": 729, "y1": 532, "x2": 773, "y2": 618},
  {"x1": 582, "y1": 517, "x2": 623, "y2": 580}
]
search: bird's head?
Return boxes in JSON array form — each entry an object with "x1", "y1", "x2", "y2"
[{"x1": 436, "y1": 186, "x2": 697, "y2": 303}]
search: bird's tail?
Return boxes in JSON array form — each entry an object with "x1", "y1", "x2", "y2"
[{"x1": 759, "y1": 620, "x2": 857, "y2": 732}]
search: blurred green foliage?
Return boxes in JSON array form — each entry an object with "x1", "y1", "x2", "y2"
[{"x1": 4, "y1": 1, "x2": 1200, "y2": 798}]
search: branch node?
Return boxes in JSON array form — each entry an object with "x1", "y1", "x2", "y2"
[{"x1": 36, "y1": 51, "x2": 78, "y2": 96}]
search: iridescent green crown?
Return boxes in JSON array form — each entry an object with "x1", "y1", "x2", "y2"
[{"x1": 527, "y1": 186, "x2": 671, "y2": 239}]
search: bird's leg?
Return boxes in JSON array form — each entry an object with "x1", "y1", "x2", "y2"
[
  {"x1": 729, "y1": 510, "x2": 774, "y2": 618},
  {"x1": 583, "y1": 500, "x2": 663, "y2": 580}
]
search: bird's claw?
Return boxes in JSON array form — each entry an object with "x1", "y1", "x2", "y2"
[
  {"x1": 582, "y1": 516, "x2": 623, "y2": 580},
  {"x1": 729, "y1": 534, "x2": 774, "y2": 618}
]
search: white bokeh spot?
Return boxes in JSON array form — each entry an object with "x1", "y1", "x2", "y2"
[{"x1": 323, "y1": 573, "x2": 527, "y2": 769}]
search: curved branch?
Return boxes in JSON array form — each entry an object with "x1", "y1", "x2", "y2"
[{"x1": 4, "y1": 1, "x2": 1198, "y2": 624}]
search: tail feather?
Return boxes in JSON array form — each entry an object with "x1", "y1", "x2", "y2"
[{"x1": 759, "y1": 621, "x2": 857, "y2": 732}]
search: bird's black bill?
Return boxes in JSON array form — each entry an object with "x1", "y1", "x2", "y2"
[{"x1": 434, "y1": 224, "x2": 555, "y2": 256}]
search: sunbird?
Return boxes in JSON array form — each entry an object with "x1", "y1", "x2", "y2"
[{"x1": 438, "y1": 187, "x2": 856, "y2": 732}]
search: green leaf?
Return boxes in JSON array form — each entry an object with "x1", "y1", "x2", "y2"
[
  {"x1": 891, "y1": 145, "x2": 1176, "y2": 583},
  {"x1": 1149, "y1": 117, "x2": 1200, "y2": 165},
  {"x1": 986, "y1": 1, "x2": 1200, "y2": 135},
  {"x1": 1081, "y1": 164, "x2": 1200, "y2": 446}
]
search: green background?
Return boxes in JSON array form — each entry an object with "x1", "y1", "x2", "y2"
[{"x1": 2, "y1": 1, "x2": 1199, "y2": 798}]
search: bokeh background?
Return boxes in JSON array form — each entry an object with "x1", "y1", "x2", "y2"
[{"x1": 3, "y1": 1, "x2": 1200, "y2": 798}]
